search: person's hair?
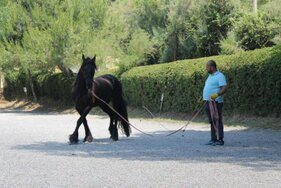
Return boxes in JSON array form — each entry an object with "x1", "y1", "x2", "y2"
[{"x1": 207, "y1": 60, "x2": 217, "y2": 69}]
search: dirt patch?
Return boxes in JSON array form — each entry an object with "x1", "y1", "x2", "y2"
[
  {"x1": 0, "y1": 99, "x2": 75, "y2": 113},
  {"x1": 0, "y1": 99, "x2": 280, "y2": 130}
]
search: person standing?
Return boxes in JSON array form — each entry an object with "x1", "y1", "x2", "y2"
[{"x1": 203, "y1": 60, "x2": 227, "y2": 146}]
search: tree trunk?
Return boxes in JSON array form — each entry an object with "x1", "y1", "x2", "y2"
[
  {"x1": 253, "y1": 0, "x2": 257, "y2": 13},
  {"x1": 28, "y1": 70, "x2": 37, "y2": 102},
  {"x1": 57, "y1": 64, "x2": 73, "y2": 77},
  {"x1": 174, "y1": 32, "x2": 179, "y2": 61}
]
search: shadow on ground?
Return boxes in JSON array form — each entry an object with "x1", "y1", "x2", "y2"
[{"x1": 12, "y1": 129, "x2": 281, "y2": 172}]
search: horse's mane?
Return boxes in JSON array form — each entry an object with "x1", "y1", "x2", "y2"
[
  {"x1": 72, "y1": 68, "x2": 87, "y2": 100},
  {"x1": 73, "y1": 69, "x2": 83, "y2": 87}
]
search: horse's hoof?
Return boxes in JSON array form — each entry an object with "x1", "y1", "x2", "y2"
[
  {"x1": 69, "y1": 134, "x2": 79, "y2": 144},
  {"x1": 110, "y1": 136, "x2": 118, "y2": 141},
  {"x1": 83, "y1": 135, "x2": 93, "y2": 143}
]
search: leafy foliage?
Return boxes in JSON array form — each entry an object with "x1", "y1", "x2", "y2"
[
  {"x1": 121, "y1": 46, "x2": 281, "y2": 116},
  {"x1": 1, "y1": 0, "x2": 280, "y2": 110},
  {"x1": 233, "y1": 13, "x2": 276, "y2": 50},
  {"x1": 194, "y1": 0, "x2": 236, "y2": 56}
]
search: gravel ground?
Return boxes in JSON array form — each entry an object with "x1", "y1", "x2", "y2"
[{"x1": 0, "y1": 109, "x2": 280, "y2": 188}]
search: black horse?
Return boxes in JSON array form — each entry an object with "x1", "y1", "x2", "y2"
[{"x1": 69, "y1": 54, "x2": 131, "y2": 144}]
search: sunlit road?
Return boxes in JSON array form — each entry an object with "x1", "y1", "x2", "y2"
[{"x1": 0, "y1": 110, "x2": 280, "y2": 187}]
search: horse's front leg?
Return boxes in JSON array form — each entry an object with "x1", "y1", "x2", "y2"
[
  {"x1": 75, "y1": 108, "x2": 93, "y2": 143},
  {"x1": 69, "y1": 106, "x2": 92, "y2": 144}
]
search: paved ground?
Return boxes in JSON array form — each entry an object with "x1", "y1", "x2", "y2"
[{"x1": 0, "y1": 109, "x2": 280, "y2": 188}]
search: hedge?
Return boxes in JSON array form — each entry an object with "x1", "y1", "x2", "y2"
[
  {"x1": 3, "y1": 47, "x2": 281, "y2": 116},
  {"x1": 3, "y1": 71, "x2": 29, "y2": 99},
  {"x1": 3, "y1": 72, "x2": 74, "y2": 103},
  {"x1": 36, "y1": 73, "x2": 75, "y2": 103},
  {"x1": 3, "y1": 68, "x2": 118, "y2": 103},
  {"x1": 121, "y1": 46, "x2": 281, "y2": 116},
  {"x1": 35, "y1": 69, "x2": 117, "y2": 103}
]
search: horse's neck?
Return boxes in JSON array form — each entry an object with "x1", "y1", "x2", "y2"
[
  {"x1": 76, "y1": 78, "x2": 87, "y2": 91},
  {"x1": 73, "y1": 73, "x2": 87, "y2": 96}
]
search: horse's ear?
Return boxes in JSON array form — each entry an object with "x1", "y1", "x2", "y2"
[
  {"x1": 92, "y1": 55, "x2": 97, "y2": 70},
  {"x1": 82, "y1": 54, "x2": 85, "y2": 61}
]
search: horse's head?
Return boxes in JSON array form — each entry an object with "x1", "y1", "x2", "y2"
[{"x1": 80, "y1": 54, "x2": 97, "y2": 90}]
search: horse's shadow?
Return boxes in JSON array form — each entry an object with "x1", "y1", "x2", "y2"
[{"x1": 12, "y1": 129, "x2": 281, "y2": 171}]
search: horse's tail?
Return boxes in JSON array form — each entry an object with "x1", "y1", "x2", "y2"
[{"x1": 113, "y1": 78, "x2": 131, "y2": 137}]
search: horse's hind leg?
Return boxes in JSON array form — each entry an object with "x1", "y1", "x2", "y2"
[
  {"x1": 100, "y1": 104, "x2": 118, "y2": 141},
  {"x1": 109, "y1": 116, "x2": 118, "y2": 141}
]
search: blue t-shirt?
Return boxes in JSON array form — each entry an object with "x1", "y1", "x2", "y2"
[{"x1": 203, "y1": 71, "x2": 227, "y2": 103}]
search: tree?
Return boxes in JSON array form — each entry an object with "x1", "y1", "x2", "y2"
[
  {"x1": 233, "y1": 13, "x2": 275, "y2": 50},
  {"x1": 161, "y1": 0, "x2": 198, "y2": 62},
  {"x1": 194, "y1": 0, "x2": 236, "y2": 56},
  {"x1": 132, "y1": 0, "x2": 168, "y2": 35},
  {"x1": 253, "y1": 0, "x2": 258, "y2": 13}
]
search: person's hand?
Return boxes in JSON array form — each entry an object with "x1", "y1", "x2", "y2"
[{"x1": 210, "y1": 93, "x2": 219, "y2": 100}]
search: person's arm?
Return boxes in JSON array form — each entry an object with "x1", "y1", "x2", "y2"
[
  {"x1": 210, "y1": 86, "x2": 227, "y2": 100},
  {"x1": 218, "y1": 85, "x2": 227, "y2": 96}
]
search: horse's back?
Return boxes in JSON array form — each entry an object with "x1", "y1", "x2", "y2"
[
  {"x1": 95, "y1": 74, "x2": 118, "y2": 82},
  {"x1": 94, "y1": 74, "x2": 120, "y2": 88},
  {"x1": 93, "y1": 74, "x2": 120, "y2": 99}
]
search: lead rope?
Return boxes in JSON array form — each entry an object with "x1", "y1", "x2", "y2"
[
  {"x1": 90, "y1": 91, "x2": 154, "y2": 137},
  {"x1": 142, "y1": 105, "x2": 171, "y2": 131},
  {"x1": 142, "y1": 97, "x2": 206, "y2": 136},
  {"x1": 208, "y1": 101, "x2": 219, "y2": 139},
  {"x1": 90, "y1": 90, "x2": 206, "y2": 137},
  {"x1": 166, "y1": 100, "x2": 207, "y2": 137}
]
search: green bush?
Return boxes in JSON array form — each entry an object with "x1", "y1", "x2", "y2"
[
  {"x1": 36, "y1": 69, "x2": 118, "y2": 103},
  {"x1": 121, "y1": 46, "x2": 281, "y2": 116},
  {"x1": 219, "y1": 31, "x2": 244, "y2": 55},
  {"x1": 3, "y1": 69, "x2": 118, "y2": 103},
  {"x1": 3, "y1": 72, "x2": 75, "y2": 103},
  {"x1": 3, "y1": 71, "x2": 28, "y2": 99},
  {"x1": 36, "y1": 73, "x2": 75, "y2": 103},
  {"x1": 233, "y1": 13, "x2": 276, "y2": 50}
]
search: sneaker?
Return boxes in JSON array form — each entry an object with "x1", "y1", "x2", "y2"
[
  {"x1": 214, "y1": 140, "x2": 224, "y2": 146},
  {"x1": 205, "y1": 140, "x2": 217, "y2": 145}
]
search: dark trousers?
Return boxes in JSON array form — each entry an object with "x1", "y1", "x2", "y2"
[{"x1": 205, "y1": 101, "x2": 224, "y2": 140}]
